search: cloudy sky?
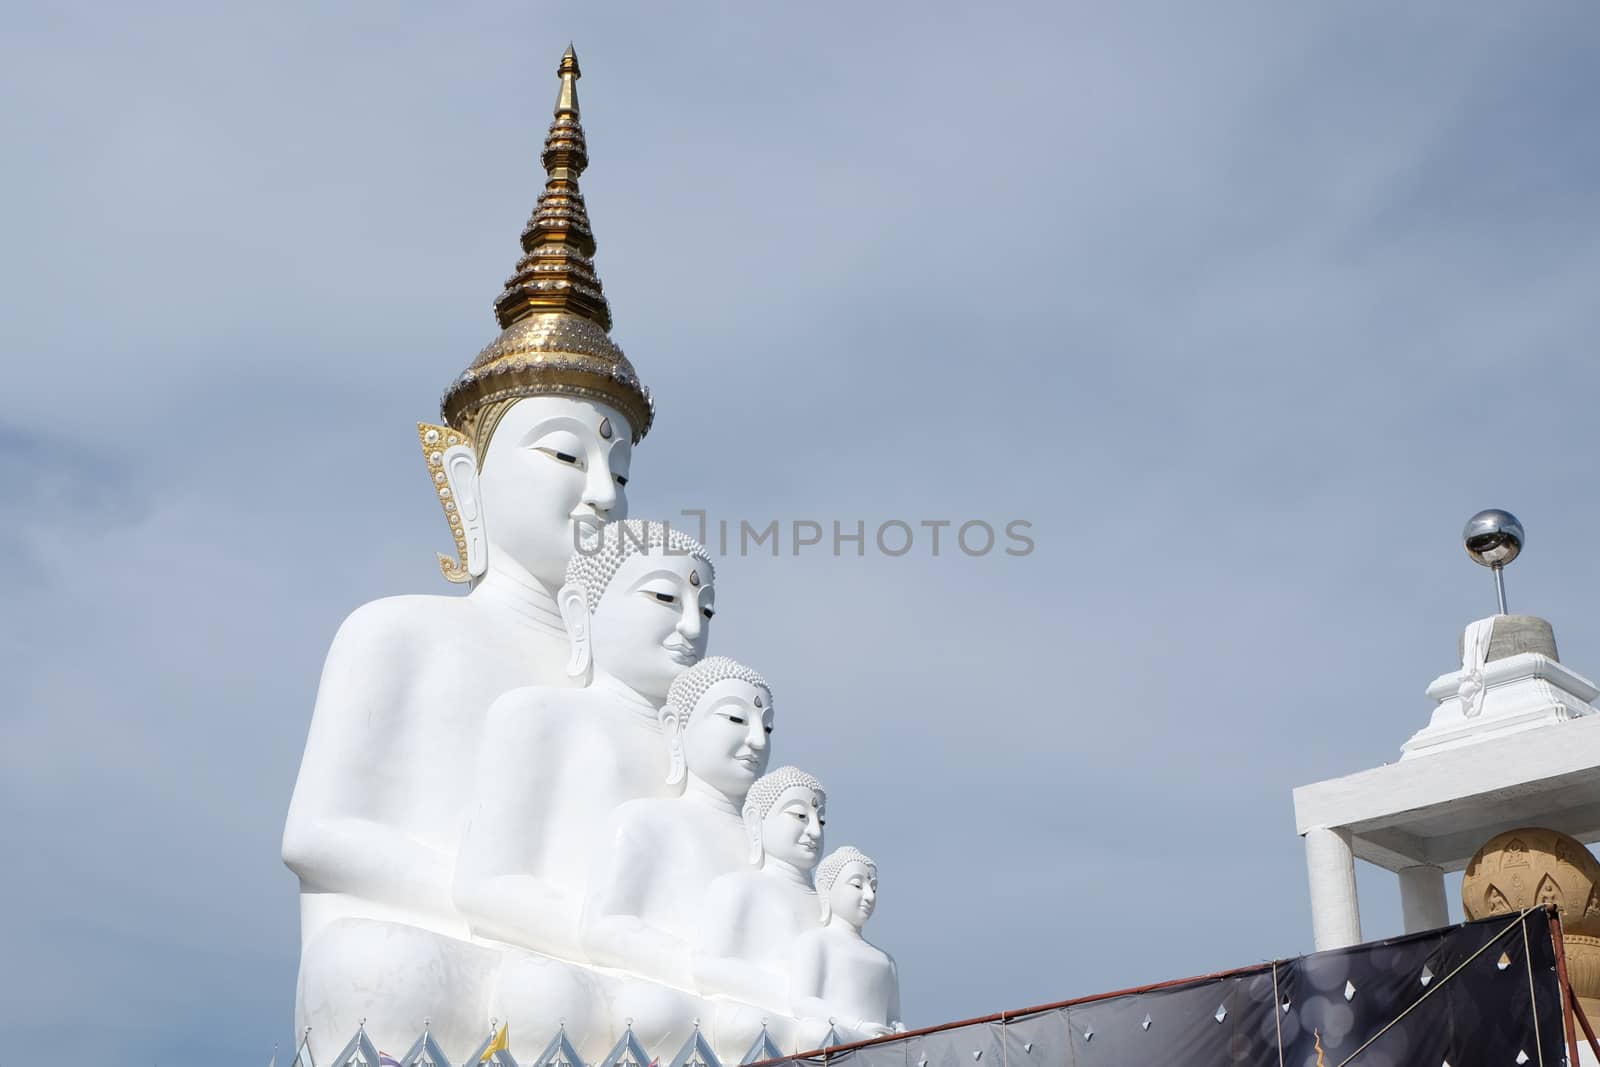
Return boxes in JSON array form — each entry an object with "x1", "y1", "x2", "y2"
[{"x1": 4, "y1": 2, "x2": 1599, "y2": 1063}]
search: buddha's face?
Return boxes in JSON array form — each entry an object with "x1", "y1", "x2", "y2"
[
  {"x1": 763, "y1": 785, "x2": 825, "y2": 871},
  {"x1": 683, "y1": 678, "x2": 773, "y2": 800},
  {"x1": 591, "y1": 550, "x2": 713, "y2": 701},
  {"x1": 477, "y1": 396, "x2": 632, "y2": 588},
  {"x1": 828, "y1": 861, "x2": 877, "y2": 930}
]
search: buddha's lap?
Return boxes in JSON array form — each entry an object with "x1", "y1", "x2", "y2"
[{"x1": 299, "y1": 918, "x2": 497, "y2": 1055}]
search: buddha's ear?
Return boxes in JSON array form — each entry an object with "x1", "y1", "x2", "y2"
[
  {"x1": 445, "y1": 447, "x2": 487, "y2": 578},
  {"x1": 558, "y1": 582, "x2": 592, "y2": 679},
  {"x1": 660, "y1": 704, "x2": 687, "y2": 786},
  {"x1": 744, "y1": 807, "x2": 765, "y2": 867},
  {"x1": 818, "y1": 888, "x2": 832, "y2": 923},
  {"x1": 419, "y1": 424, "x2": 485, "y2": 582}
]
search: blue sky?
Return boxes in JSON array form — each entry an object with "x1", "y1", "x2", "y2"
[{"x1": 3, "y1": 3, "x2": 1599, "y2": 1063}]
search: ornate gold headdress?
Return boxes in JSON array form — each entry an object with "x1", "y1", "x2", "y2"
[{"x1": 439, "y1": 45, "x2": 654, "y2": 452}]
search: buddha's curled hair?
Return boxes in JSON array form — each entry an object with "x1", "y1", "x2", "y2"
[
  {"x1": 563, "y1": 519, "x2": 713, "y2": 612},
  {"x1": 815, "y1": 846, "x2": 876, "y2": 895},
  {"x1": 741, "y1": 766, "x2": 826, "y2": 866},
  {"x1": 667, "y1": 657, "x2": 772, "y2": 722}
]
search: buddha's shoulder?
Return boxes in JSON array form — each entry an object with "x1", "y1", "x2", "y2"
[
  {"x1": 609, "y1": 795, "x2": 679, "y2": 831},
  {"x1": 330, "y1": 593, "x2": 478, "y2": 651},
  {"x1": 487, "y1": 684, "x2": 581, "y2": 727},
  {"x1": 707, "y1": 867, "x2": 763, "y2": 894}
]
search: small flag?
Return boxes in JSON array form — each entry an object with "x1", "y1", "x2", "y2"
[
  {"x1": 482, "y1": 1025, "x2": 510, "y2": 1062},
  {"x1": 381, "y1": 1056, "x2": 403, "y2": 1067}
]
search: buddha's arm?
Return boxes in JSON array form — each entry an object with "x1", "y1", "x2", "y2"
[
  {"x1": 887, "y1": 954, "x2": 903, "y2": 1030},
  {"x1": 786, "y1": 932, "x2": 831, "y2": 1023},
  {"x1": 689, "y1": 885, "x2": 786, "y2": 1010},
  {"x1": 580, "y1": 815, "x2": 692, "y2": 986},
  {"x1": 454, "y1": 698, "x2": 581, "y2": 955},
  {"x1": 282, "y1": 606, "x2": 450, "y2": 911},
  {"x1": 788, "y1": 937, "x2": 893, "y2": 1038}
]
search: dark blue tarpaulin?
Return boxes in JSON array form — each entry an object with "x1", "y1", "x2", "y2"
[{"x1": 765, "y1": 908, "x2": 1572, "y2": 1067}]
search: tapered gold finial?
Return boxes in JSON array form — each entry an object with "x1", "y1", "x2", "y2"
[
  {"x1": 439, "y1": 44, "x2": 653, "y2": 447},
  {"x1": 556, "y1": 45, "x2": 580, "y2": 118}
]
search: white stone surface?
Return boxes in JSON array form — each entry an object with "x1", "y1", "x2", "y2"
[
  {"x1": 1304, "y1": 827, "x2": 1362, "y2": 950},
  {"x1": 1295, "y1": 618, "x2": 1600, "y2": 954},
  {"x1": 1396, "y1": 864, "x2": 1449, "y2": 933},
  {"x1": 1402, "y1": 645, "x2": 1598, "y2": 760}
]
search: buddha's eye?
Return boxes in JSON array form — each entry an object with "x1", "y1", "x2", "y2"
[
  {"x1": 701, "y1": 606, "x2": 715, "y2": 620},
  {"x1": 537, "y1": 447, "x2": 585, "y2": 469},
  {"x1": 725, "y1": 714, "x2": 747, "y2": 725},
  {"x1": 647, "y1": 591, "x2": 678, "y2": 605},
  {"x1": 818, "y1": 817, "x2": 827, "y2": 827},
  {"x1": 763, "y1": 725, "x2": 774, "y2": 735},
  {"x1": 615, "y1": 473, "x2": 629, "y2": 487}
]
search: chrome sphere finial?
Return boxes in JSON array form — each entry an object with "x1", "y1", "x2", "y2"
[
  {"x1": 1463, "y1": 509, "x2": 1523, "y2": 615},
  {"x1": 1463, "y1": 509, "x2": 1524, "y2": 568}
]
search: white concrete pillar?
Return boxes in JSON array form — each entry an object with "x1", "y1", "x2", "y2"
[
  {"x1": 1398, "y1": 864, "x2": 1449, "y2": 933},
  {"x1": 1305, "y1": 826, "x2": 1362, "y2": 950}
]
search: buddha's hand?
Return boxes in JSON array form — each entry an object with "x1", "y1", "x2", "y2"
[{"x1": 857, "y1": 1021, "x2": 896, "y2": 1039}]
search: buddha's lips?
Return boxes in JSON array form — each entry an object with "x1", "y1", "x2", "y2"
[{"x1": 664, "y1": 641, "x2": 697, "y2": 664}]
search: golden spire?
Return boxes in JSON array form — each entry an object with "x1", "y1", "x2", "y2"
[
  {"x1": 493, "y1": 44, "x2": 610, "y2": 331},
  {"x1": 440, "y1": 45, "x2": 652, "y2": 448}
]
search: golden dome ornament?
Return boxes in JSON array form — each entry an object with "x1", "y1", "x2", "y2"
[{"x1": 440, "y1": 45, "x2": 654, "y2": 453}]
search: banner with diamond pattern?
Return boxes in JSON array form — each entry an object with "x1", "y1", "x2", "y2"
[{"x1": 762, "y1": 909, "x2": 1569, "y2": 1067}]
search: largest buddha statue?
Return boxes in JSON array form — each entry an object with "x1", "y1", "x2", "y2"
[{"x1": 281, "y1": 47, "x2": 655, "y2": 1056}]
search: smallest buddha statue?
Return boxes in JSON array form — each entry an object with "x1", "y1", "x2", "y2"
[
  {"x1": 790, "y1": 847, "x2": 903, "y2": 1046},
  {"x1": 692, "y1": 767, "x2": 827, "y2": 1016}
]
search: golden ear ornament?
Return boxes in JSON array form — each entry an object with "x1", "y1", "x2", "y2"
[{"x1": 418, "y1": 422, "x2": 475, "y2": 584}]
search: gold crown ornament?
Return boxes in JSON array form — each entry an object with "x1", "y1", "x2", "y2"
[
  {"x1": 418, "y1": 423, "x2": 476, "y2": 583},
  {"x1": 439, "y1": 44, "x2": 654, "y2": 455}
]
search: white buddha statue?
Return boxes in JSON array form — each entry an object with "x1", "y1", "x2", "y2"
[
  {"x1": 457, "y1": 519, "x2": 714, "y2": 961},
  {"x1": 282, "y1": 47, "x2": 656, "y2": 1057},
  {"x1": 691, "y1": 768, "x2": 827, "y2": 1017},
  {"x1": 580, "y1": 658, "x2": 776, "y2": 1052},
  {"x1": 456, "y1": 521, "x2": 713, "y2": 1056},
  {"x1": 789, "y1": 847, "x2": 903, "y2": 1046}
]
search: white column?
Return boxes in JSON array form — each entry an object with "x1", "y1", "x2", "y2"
[
  {"x1": 1305, "y1": 826, "x2": 1362, "y2": 950},
  {"x1": 1398, "y1": 864, "x2": 1449, "y2": 933}
]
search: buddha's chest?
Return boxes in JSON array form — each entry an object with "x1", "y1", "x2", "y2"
[
  {"x1": 383, "y1": 624, "x2": 566, "y2": 786},
  {"x1": 822, "y1": 941, "x2": 889, "y2": 1002}
]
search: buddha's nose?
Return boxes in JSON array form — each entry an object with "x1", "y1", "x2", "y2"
[
  {"x1": 676, "y1": 606, "x2": 702, "y2": 641},
  {"x1": 582, "y1": 465, "x2": 618, "y2": 514}
]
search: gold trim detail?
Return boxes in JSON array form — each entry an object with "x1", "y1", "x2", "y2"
[{"x1": 418, "y1": 422, "x2": 474, "y2": 584}]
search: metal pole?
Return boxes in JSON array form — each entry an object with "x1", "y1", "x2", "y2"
[{"x1": 1493, "y1": 563, "x2": 1508, "y2": 615}]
